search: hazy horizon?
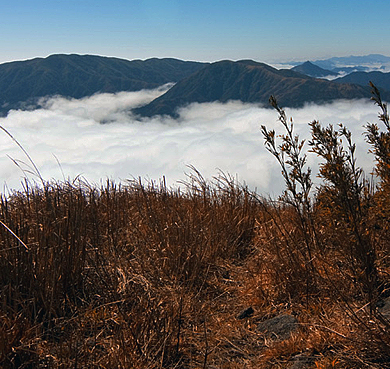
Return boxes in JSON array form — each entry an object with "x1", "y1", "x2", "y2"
[{"x1": 2, "y1": 51, "x2": 390, "y2": 67}]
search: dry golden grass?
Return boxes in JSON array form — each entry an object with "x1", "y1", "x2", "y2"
[
  {"x1": 0, "y1": 170, "x2": 389, "y2": 368},
  {"x1": 1, "y1": 85, "x2": 390, "y2": 367}
]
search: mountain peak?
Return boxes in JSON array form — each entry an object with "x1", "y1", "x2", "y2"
[{"x1": 291, "y1": 61, "x2": 338, "y2": 78}]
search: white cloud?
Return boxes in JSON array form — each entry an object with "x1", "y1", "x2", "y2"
[{"x1": 0, "y1": 89, "x2": 381, "y2": 198}]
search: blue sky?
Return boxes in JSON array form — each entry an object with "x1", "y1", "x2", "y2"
[{"x1": 1, "y1": 0, "x2": 390, "y2": 64}]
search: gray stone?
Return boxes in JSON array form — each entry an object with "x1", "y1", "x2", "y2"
[
  {"x1": 257, "y1": 313, "x2": 298, "y2": 340},
  {"x1": 378, "y1": 297, "x2": 390, "y2": 319}
]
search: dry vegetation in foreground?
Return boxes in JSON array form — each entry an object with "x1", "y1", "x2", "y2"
[{"x1": 1, "y1": 85, "x2": 390, "y2": 368}]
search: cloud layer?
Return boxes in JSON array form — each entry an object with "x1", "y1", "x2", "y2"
[{"x1": 0, "y1": 88, "x2": 381, "y2": 197}]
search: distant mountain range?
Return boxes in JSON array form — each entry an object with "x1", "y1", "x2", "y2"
[
  {"x1": 0, "y1": 54, "x2": 207, "y2": 116},
  {"x1": 285, "y1": 54, "x2": 390, "y2": 75},
  {"x1": 1, "y1": 53, "x2": 390, "y2": 119},
  {"x1": 288, "y1": 55, "x2": 390, "y2": 99},
  {"x1": 313, "y1": 54, "x2": 390, "y2": 72}
]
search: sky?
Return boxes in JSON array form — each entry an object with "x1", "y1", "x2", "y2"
[
  {"x1": 1, "y1": 0, "x2": 390, "y2": 64},
  {"x1": 0, "y1": 90, "x2": 379, "y2": 197}
]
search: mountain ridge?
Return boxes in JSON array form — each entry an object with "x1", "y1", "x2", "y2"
[
  {"x1": 1, "y1": 54, "x2": 389, "y2": 119},
  {"x1": 0, "y1": 54, "x2": 208, "y2": 115},
  {"x1": 134, "y1": 59, "x2": 374, "y2": 118},
  {"x1": 333, "y1": 70, "x2": 390, "y2": 92}
]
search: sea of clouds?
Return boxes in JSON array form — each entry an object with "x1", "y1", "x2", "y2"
[{"x1": 0, "y1": 86, "x2": 382, "y2": 197}]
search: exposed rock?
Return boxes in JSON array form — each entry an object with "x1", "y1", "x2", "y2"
[
  {"x1": 378, "y1": 296, "x2": 390, "y2": 319},
  {"x1": 257, "y1": 313, "x2": 298, "y2": 340},
  {"x1": 237, "y1": 307, "x2": 254, "y2": 320}
]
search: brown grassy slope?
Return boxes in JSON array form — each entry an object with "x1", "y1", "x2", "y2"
[{"x1": 0, "y1": 169, "x2": 389, "y2": 368}]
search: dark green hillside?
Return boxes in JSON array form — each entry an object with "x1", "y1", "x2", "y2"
[
  {"x1": 0, "y1": 54, "x2": 207, "y2": 115},
  {"x1": 134, "y1": 59, "x2": 372, "y2": 118},
  {"x1": 334, "y1": 70, "x2": 390, "y2": 92}
]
